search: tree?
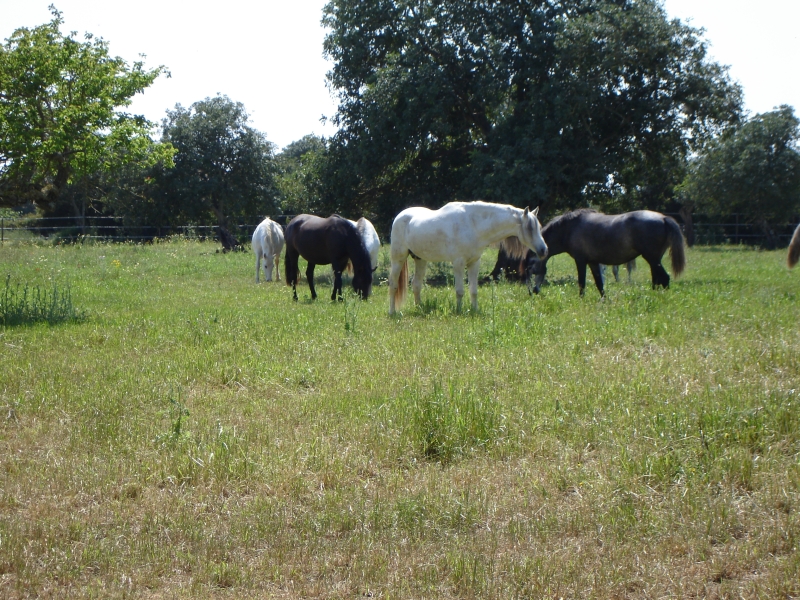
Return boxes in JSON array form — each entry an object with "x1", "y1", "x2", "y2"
[
  {"x1": 155, "y1": 95, "x2": 279, "y2": 250},
  {"x1": 0, "y1": 7, "x2": 173, "y2": 212},
  {"x1": 275, "y1": 134, "x2": 328, "y2": 216},
  {"x1": 679, "y1": 105, "x2": 800, "y2": 247},
  {"x1": 321, "y1": 0, "x2": 741, "y2": 229}
]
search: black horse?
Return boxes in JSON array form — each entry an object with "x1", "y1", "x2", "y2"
[
  {"x1": 489, "y1": 246, "x2": 537, "y2": 284},
  {"x1": 284, "y1": 214, "x2": 373, "y2": 301},
  {"x1": 531, "y1": 209, "x2": 686, "y2": 296}
]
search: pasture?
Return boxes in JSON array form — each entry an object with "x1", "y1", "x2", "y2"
[{"x1": 0, "y1": 239, "x2": 798, "y2": 599}]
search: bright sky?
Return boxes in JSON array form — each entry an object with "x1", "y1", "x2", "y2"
[{"x1": 1, "y1": 1, "x2": 798, "y2": 151}]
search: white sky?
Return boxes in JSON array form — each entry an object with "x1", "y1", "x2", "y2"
[{"x1": 1, "y1": 1, "x2": 798, "y2": 151}]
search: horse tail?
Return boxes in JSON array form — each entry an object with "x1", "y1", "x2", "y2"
[
  {"x1": 394, "y1": 258, "x2": 408, "y2": 309},
  {"x1": 788, "y1": 223, "x2": 800, "y2": 268},
  {"x1": 666, "y1": 217, "x2": 686, "y2": 277}
]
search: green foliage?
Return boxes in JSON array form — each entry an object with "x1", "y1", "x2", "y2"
[
  {"x1": 147, "y1": 96, "x2": 279, "y2": 241},
  {"x1": 322, "y1": 0, "x2": 742, "y2": 228},
  {"x1": 275, "y1": 134, "x2": 328, "y2": 215},
  {"x1": 680, "y1": 106, "x2": 800, "y2": 234},
  {"x1": 0, "y1": 7, "x2": 174, "y2": 209}
]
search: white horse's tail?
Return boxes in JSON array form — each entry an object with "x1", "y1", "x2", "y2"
[
  {"x1": 394, "y1": 259, "x2": 408, "y2": 309},
  {"x1": 345, "y1": 259, "x2": 354, "y2": 276},
  {"x1": 788, "y1": 223, "x2": 800, "y2": 268}
]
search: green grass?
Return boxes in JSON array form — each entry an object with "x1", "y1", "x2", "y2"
[{"x1": 0, "y1": 239, "x2": 798, "y2": 598}]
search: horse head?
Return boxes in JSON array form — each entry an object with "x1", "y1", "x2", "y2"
[
  {"x1": 528, "y1": 256, "x2": 548, "y2": 294},
  {"x1": 520, "y1": 207, "x2": 548, "y2": 260},
  {"x1": 352, "y1": 266, "x2": 373, "y2": 299}
]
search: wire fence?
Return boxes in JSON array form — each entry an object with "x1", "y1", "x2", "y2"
[
  {"x1": 0, "y1": 215, "x2": 292, "y2": 247},
  {"x1": 0, "y1": 213, "x2": 797, "y2": 247}
]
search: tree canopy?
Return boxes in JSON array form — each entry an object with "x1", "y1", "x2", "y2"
[
  {"x1": 321, "y1": 0, "x2": 742, "y2": 227},
  {"x1": 150, "y1": 95, "x2": 279, "y2": 249},
  {"x1": 679, "y1": 105, "x2": 800, "y2": 245},
  {"x1": 0, "y1": 7, "x2": 173, "y2": 209}
]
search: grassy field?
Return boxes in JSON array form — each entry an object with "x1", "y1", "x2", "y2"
[{"x1": 0, "y1": 239, "x2": 798, "y2": 599}]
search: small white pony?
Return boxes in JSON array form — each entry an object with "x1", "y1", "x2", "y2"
[
  {"x1": 252, "y1": 217, "x2": 285, "y2": 282},
  {"x1": 388, "y1": 201, "x2": 548, "y2": 314},
  {"x1": 348, "y1": 217, "x2": 381, "y2": 271}
]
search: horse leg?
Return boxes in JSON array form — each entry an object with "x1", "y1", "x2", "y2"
[
  {"x1": 453, "y1": 259, "x2": 466, "y2": 312},
  {"x1": 331, "y1": 270, "x2": 343, "y2": 301},
  {"x1": 589, "y1": 262, "x2": 605, "y2": 297},
  {"x1": 612, "y1": 264, "x2": 620, "y2": 282},
  {"x1": 275, "y1": 254, "x2": 281, "y2": 282},
  {"x1": 306, "y1": 263, "x2": 317, "y2": 299},
  {"x1": 468, "y1": 261, "x2": 480, "y2": 311},
  {"x1": 646, "y1": 258, "x2": 670, "y2": 289},
  {"x1": 255, "y1": 252, "x2": 261, "y2": 283},
  {"x1": 575, "y1": 260, "x2": 588, "y2": 296},
  {"x1": 264, "y1": 253, "x2": 273, "y2": 282},
  {"x1": 285, "y1": 248, "x2": 299, "y2": 301},
  {"x1": 412, "y1": 258, "x2": 427, "y2": 306},
  {"x1": 389, "y1": 259, "x2": 403, "y2": 315}
]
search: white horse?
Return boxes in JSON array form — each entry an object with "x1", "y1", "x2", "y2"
[
  {"x1": 252, "y1": 217, "x2": 285, "y2": 282},
  {"x1": 348, "y1": 217, "x2": 381, "y2": 271},
  {"x1": 388, "y1": 201, "x2": 548, "y2": 314}
]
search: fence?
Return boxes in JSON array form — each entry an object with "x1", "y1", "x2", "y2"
[
  {"x1": 0, "y1": 213, "x2": 798, "y2": 247},
  {"x1": 0, "y1": 215, "x2": 290, "y2": 247}
]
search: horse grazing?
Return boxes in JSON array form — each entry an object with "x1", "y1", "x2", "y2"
[
  {"x1": 284, "y1": 214, "x2": 373, "y2": 301},
  {"x1": 489, "y1": 244, "x2": 537, "y2": 284},
  {"x1": 388, "y1": 201, "x2": 548, "y2": 314},
  {"x1": 251, "y1": 217, "x2": 285, "y2": 283},
  {"x1": 788, "y1": 223, "x2": 800, "y2": 268},
  {"x1": 530, "y1": 209, "x2": 685, "y2": 297}
]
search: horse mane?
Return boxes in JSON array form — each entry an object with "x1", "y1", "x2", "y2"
[{"x1": 499, "y1": 236, "x2": 529, "y2": 261}]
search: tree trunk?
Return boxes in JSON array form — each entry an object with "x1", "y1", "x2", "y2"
[
  {"x1": 757, "y1": 219, "x2": 778, "y2": 250},
  {"x1": 217, "y1": 225, "x2": 240, "y2": 252},
  {"x1": 210, "y1": 201, "x2": 240, "y2": 252},
  {"x1": 679, "y1": 204, "x2": 695, "y2": 247}
]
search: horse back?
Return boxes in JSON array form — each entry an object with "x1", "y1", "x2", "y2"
[
  {"x1": 286, "y1": 214, "x2": 361, "y2": 267},
  {"x1": 565, "y1": 210, "x2": 672, "y2": 263}
]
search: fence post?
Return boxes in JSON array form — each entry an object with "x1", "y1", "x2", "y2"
[{"x1": 1, "y1": 217, "x2": 3, "y2": 246}]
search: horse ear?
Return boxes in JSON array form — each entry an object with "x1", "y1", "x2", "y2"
[
  {"x1": 523, "y1": 206, "x2": 530, "y2": 216},
  {"x1": 532, "y1": 206, "x2": 539, "y2": 217}
]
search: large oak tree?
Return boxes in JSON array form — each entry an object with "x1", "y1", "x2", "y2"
[{"x1": 321, "y1": 0, "x2": 742, "y2": 228}]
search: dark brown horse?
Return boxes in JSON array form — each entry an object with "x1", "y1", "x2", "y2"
[
  {"x1": 531, "y1": 209, "x2": 685, "y2": 296},
  {"x1": 284, "y1": 214, "x2": 373, "y2": 301}
]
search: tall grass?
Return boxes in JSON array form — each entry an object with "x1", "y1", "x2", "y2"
[
  {"x1": 0, "y1": 273, "x2": 83, "y2": 326},
  {"x1": 0, "y1": 240, "x2": 798, "y2": 598}
]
